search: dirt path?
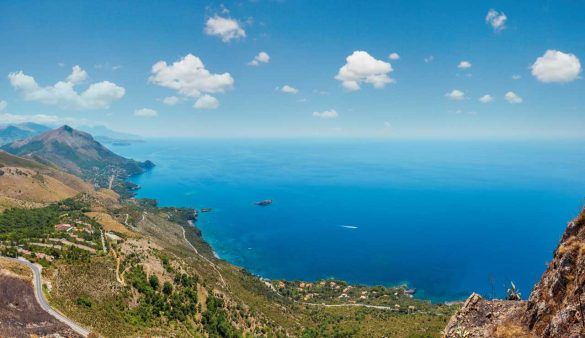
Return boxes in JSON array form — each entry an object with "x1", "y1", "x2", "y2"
[{"x1": 180, "y1": 225, "x2": 227, "y2": 289}]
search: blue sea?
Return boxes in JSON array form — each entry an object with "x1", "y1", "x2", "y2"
[{"x1": 116, "y1": 139, "x2": 585, "y2": 302}]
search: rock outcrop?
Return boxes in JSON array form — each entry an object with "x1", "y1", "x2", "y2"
[{"x1": 445, "y1": 209, "x2": 585, "y2": 338}]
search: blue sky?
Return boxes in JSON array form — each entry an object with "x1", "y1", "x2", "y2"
[{"x1": 0, "y1": 0, "x2": 583, "y2": 138}]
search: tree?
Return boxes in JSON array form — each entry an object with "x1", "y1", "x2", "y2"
[
  {"x1": 149, "y1": 274, "x2": 160, "y2": 290},
  {"x1": 163, "y1": 281, "x2": 173, "y2": 295}
]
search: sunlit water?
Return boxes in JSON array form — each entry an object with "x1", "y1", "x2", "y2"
[{"x1": 116, "y1": 139, "x2": 585, "y2": 302}]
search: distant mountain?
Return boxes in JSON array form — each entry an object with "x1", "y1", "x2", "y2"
[
  {"x1": 1, "y1": 125, "x2": 153, "y2": 181},
  {"x1": 77, "y1": 125, "x2": 143, "y2": 144},
  {"x1": 0, "y1": 122, "x2": 50, "y2": 145}
]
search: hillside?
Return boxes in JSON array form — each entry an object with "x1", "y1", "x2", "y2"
[
  {"x1": 445, "y1": 209, "x2": 585, "y2": 337},
  {"x1": 0, "y1": 122, "x2": 50, "y2": 146},
  {"x1": 0, "y1": 151, "x2": 93, "y2": 210},
  {"x1": 1, "y1": 125, "x2": 153, "y2": 188}
]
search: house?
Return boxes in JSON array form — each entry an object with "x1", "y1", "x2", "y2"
[
  {"x1": 105, "y1": 232, "x2": 123, "y2": 242},
  {"x1": 54, "y1": 223, "x2": 73, "y2": 232},
  {"x1": 35, "y1": 252, "x2": 55, "y2": 262}
]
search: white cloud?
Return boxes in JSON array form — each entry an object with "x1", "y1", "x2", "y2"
[
  {"x1": 505, "y1": 91, "x2": 523, "y2": 104},
  {"x1": 194, "y1": 94, "x2": 219, "y2": 109},
  {"x1": 162, "y1": 96, "x2": 180, "y2": 105},
  {"x1": 248, "y1": 51, "x2": 270, "y2": 66},
  {"x1": 134, "y1": 108, "x2": 158, "y2": 117},
  {"x1": 280, "y1": 85, "x2": 298, "y2": 94},
  {"x1": 8, "y1": 66, "x2": 125, "y2": 110},
  {"x1": 149, "y1": 54, "x2": 233, "y2": 108},
  {"x1": 94, "y1": 63, "x2": 123, "y2": 71},
  {"x1": 389, "y1": 53, "x2": 400, "y2": 60},
  {"x1": 479, "y1": 94, "x2": 493, "y2": 103},
  {"x1": 0, "y1": 100, "x2": 7, "y2": 111},
  {"x1": 458, "y1": 61, "x2": 472, "y2": 70},
  {"x1": 0, "y1": 113, "x2": 61, "y2": 124},
  {"x1": 335, "y1": 51, "x2": 394, "y2": 91},
  {"x1": 531, "y1": 50, "x2": 582, "y2": 83},
  {"x1": 445, "y1": 89, "x2": 465, "y2": 101},
  {"x1": 486, "y1": 9, "x2": 507, "y2": 32},
  {"x1": 512, "y1": 74, "x2": 522, "y2": 80},
  {"x1": 66, "y1": 65, "x2": 87, "y2": 84},
  {"x1": 205, "y1": 15, "x2": 246, "y2": 42},
  {"x1": 424, "y1": 55, "x2": 434, "y2": 63},
  {"x1": 312, "y1": 109, "x2": 338, "y2": 119}
]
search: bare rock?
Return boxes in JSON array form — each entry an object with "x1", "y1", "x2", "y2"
[{"x1": 446, "y1": 209, "x2": 585, "y2": 338}]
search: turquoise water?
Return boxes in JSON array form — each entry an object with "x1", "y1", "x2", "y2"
[{"x1": 116, "y1": 139, "x2": 585, "y2": 302}]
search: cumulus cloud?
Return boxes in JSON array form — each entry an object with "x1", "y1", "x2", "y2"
[
  {"x1": 8, "y1": 66, "x2": 125, "y2": 110},
  {"x1": 445, "y1": 89, "x2": 465, "y2": 101},
  {"x1": 479, "y1": 94, "x2": 493, "y2": 103},
  {"x1": 486, "y1": 9, "x2": 507, "y2": 32},
  {"x1": 531, "y1": 50, "x2": 582, "y2": 83},
  {"x1": 280, "y1": 85, "x2": 298, "y2": 94},
  {"x1": 66, "y1": 65, "x2": 88, "y2": 84},
  {"x1": 134, "y1": 108, "x2": 158, "y2": 117},
  {"x1": 194, "y1": 94, "x2": 219, "y2": 109},
  {"x1": 512, "y1": 74, "x2": 522, "y2": 80},
  {"x1": 149, "y1": 54, "x2": 233, "y2": 108},
  {"x1": 424, "y1": 55, "x2": 434, "y2": 63},
  {"x1": 458, "y1": 61, "x2": 472, "y2": 70},
  {"x1": 0, "y1": 113, "x2": 61, "y2": 124},
  {"x1": 505, "y1": 91, "x2": 523, "y2": 104},
  {"x1": 0, "y1": 100, "x2": 6, "y2": 111},
  {"x1": 162, "y1": 96, "x2": 180, "y2": 105},
  {"x1": 335, "y1": 51, "x2": 394, "y2": 91},
  {"x1": 248, "y1": 51, "x2": 270, "y2": 66},
  {"x1": 389, "y1": 53, "x2": 400, "y2": 60},
  {"x1": 312, "y1": 109, "x2": 338, "y2": 119},
  {"x1": 205, "y1": 15, "x2": 246, "y2": 42}
]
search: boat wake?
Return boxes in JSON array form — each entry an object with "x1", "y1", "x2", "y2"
[{"x1": 341, "y1": 225, "x2": 358, "y2": 229}]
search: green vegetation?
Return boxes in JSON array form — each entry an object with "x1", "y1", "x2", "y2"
[
  {"x1": 125, "y1": 265, "x2": 200, "y2": 325},
  {"x1": 203, "y1": 296, "x2": 242, "y2": 338}
]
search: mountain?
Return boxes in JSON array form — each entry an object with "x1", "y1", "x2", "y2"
[
  {"x1": 0, "y1": 123, "x2": 50, "y2": 145},
  {"x1": 77, "y1": 125, "x2": 143, "y2": 144},
  {"x1": 445, "y1": 208, "x2": 585, "y2": 337},
  {"x1": 1, "y1": 125, "x2": 153, "y2": 181}
]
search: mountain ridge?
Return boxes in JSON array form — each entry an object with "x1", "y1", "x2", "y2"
[{"x1": 1, "y1": 125, "x2": 153, "y2": 182}]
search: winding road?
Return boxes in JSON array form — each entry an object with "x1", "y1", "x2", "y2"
[{"x1": 3, "y1": 257, "x2": 90, "y2": 337}]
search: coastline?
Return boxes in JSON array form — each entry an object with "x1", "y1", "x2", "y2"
[{"x1": 125, "y1": 166, "x2": 462, "y2": 305}]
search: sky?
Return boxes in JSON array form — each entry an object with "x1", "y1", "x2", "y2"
[{"x1": 0, "y1": 0, "x2": 584, "y2": 139}]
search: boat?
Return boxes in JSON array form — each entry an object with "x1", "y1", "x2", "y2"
[
  {"x1": 200, "y1": 208, "x2": 212, "y2": 213},
  {"x1": 255, "y1": 199, "x2": 272, "y2": 206}
]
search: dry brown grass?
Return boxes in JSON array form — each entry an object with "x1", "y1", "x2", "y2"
[
  {"x1": 0, "y1": 195, "x2": 46, "y2": 212},
  {"x1": 85, "y1": 211, "x2": 135, "y2": 236},
  {"x1": 0, "y1": 257, "x2": 32, "y2": 280},
  {"x1": 0, "y1": 167, "x2": 82, "y2": 202}
]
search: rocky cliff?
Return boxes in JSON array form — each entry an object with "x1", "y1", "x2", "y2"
[{"x1": 445, "y1": 208, "x2": 585, "y2": 338}]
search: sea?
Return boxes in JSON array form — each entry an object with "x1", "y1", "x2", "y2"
[{"x1": 115, "y1": 139, "x2": 585, "y2": 302}]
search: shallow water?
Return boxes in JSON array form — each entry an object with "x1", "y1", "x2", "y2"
[{"x1": 116, "y1": 139, "x2": 585, "y2": 302}]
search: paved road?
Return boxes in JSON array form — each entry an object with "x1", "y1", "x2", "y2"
[{"x1": 3, "y1": 257, "x2": 90, "y2": 337}]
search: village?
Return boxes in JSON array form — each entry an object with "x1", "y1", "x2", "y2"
[
  {"x1": 270, "y1": 278, "x2": 436, "y2": 314},
  {"x1": 0, "y1": 199, "x2": 125, "y2": 266}
]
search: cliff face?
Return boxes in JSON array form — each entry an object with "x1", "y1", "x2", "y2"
[
  {"x1": 523, "y1": 210, "x2": 585, "y2": 337},
  {"x1": 445, "y1": 209, "x2": 585, "y2": 338}
]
